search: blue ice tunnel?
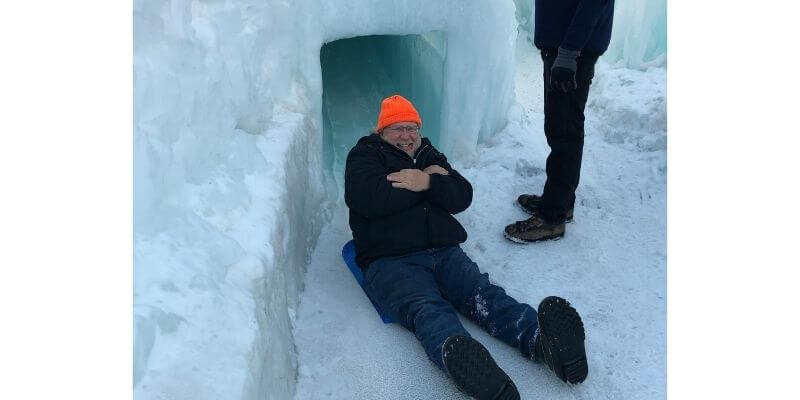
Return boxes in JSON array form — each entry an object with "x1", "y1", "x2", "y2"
[{"x1": 320, "y1": 32, "x2": 448, "y2": 186}]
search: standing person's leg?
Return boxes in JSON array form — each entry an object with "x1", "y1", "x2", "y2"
[
  {"x1": 431, "y1": 246, "x2": 539, "y2": 358},
  {"x1": 504, "y1": 50, "x2": 598, "y2": 243},
  {"x1": 537, "y1": 49, "x2": 598, "y2": 223},
  {"x1": 363, "y1": 251, "x2": 468, "y2": 370}
]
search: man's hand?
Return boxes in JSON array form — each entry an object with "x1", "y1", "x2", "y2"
[
  {"x1": 550, "y1": 47, "x2": 581, "y2": 93},
  {"x1": 387, "y1": 169, "x2": 431, "y2": 192},
  {"x1": 423, "y1": 165, "x2": 449, "y2": 176}
]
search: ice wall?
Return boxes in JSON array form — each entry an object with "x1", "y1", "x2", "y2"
[
  {"x1": 315, "y1": 1, "x2": 517, "y2": 160},
  {"x1": 603, "y1": 0, "x2": 667, "y2": 68},
  {"x1": 133, "y1": 1, "x2": 517, "y2": 399},
  {"x1": 134, "y1": 1, "x2": 328, "y2": 399},
  {"x1": 515, "y1": 0, "x2": 667, "y2": 68},
  {"x1": 513, "y1": 0, "x2": 534, "y2": 36}
]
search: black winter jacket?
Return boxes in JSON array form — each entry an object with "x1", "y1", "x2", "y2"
[
  {"x1": 534, "y1": 0, "x2": 615, "y2": 55},
  {"x1": 345, "y1": 134, "x2": 473, "y2": 269}
]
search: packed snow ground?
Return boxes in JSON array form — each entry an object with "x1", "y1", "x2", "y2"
[{"x1": 293, "y1": 36, "x2": 667, "y2": 399}]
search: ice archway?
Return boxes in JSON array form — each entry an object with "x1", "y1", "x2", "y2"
[{"x1": 134, "y1": 1, "x2": 516, "y2": 399}]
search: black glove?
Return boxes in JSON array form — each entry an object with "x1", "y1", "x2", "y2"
[{"x1": 550, "y1": 47, "x2": 581, "y2": 93}]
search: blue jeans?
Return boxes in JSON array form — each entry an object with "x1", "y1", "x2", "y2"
[{"x1": 363, "y1": 246, "x2": 539, "y2": 370}]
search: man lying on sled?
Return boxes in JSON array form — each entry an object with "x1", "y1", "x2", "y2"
[{"x1": 344, "y1": 94, "x2": 589, "y2": 400}]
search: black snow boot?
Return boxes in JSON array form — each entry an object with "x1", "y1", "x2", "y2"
[
  {"x1": 441, "y1": 336, "x2": 520, "y2": 400},
  {"x1": 532, "y1": 296, "x2": 588, "y2": 384}
]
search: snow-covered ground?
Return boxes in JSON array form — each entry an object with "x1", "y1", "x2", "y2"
[{"x1": 293, "y1": 36, "x2": 667, "y2": 399}]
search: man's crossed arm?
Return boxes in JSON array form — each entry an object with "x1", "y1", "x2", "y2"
[{"x1": 386, "y1": 165, "x2": 448, "y2": 192}]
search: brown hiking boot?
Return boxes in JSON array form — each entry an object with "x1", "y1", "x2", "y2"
[
  {"x1": 504, "y1": 215, "x2": 565, "y2": 243},
  {"x1": 517, "y1": 194, "x2": 574, "y2": 223}
]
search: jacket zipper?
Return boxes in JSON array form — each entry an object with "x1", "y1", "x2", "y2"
[
  {"x1": 414, "y1": 144, "x2": 432, "y2": 245},
  {"x1": 378, "y1": 140, "x2": 434, "y2": 244},
  {"x1": 425, "y1": 203, "x2": 431, "y2": 245},
  {"x1": 379, "y1": 140, "x2": 431, "y2": 166},
  {"x1": 413, "y1": 145, "x2": 430, "y2": 166}
]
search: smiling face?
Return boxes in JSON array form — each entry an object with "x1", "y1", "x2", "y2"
[{"x1": 379, "y1": 122, "x2": 422, "y2": 156}]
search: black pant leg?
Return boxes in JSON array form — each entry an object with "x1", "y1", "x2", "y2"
[{"x1": 538, "y1": 49, "x2": 597, "y2": 223}]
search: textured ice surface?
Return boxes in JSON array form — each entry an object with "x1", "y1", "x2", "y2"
[
  {"x1": 134, "y1": 1, "x2": 517, "y2": 399},
  {"x1": 603, "y1": 0, "x2": 667, "y2": 68}
]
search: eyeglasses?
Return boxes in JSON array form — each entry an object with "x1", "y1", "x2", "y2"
[{"x1": 384, "y1": 125, "x2": 420, "y2": 135}]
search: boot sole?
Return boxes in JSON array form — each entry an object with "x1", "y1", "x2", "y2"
[
  {"x1": 515, "y1": 200, "x2": 574, "y2": 223},
  {"x1": 537, "y1": 297, "x2": 588, "y2": 384},
  {"x1": 503, "y1": 230, "x2": 565, "y2": 244},
  {"x1": 442, "y1": 336, "x2": 520, "y2": 400}
]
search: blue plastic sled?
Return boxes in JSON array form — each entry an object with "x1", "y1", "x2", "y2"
[{"x1": 341, "y1": 240, "x2": 394, "y2": 324}]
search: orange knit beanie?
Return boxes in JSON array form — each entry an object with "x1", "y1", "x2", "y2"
[{"x1": 375, "y1": 95, "x2": 422, "y2": 132}]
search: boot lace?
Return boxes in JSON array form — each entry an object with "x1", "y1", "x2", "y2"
[{"x1": 514, "y1": 216, "x2": 542, "y2": 231}]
